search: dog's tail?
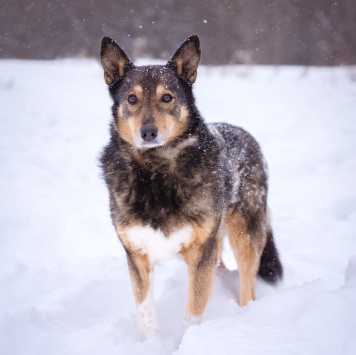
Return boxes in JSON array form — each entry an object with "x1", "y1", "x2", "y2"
[{"x1": 258, "y1": 216, "x2": 283, "y2": 284}]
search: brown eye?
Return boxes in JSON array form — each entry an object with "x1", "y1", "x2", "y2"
[
  {"x1": 162, "y1": 94, "x2": 173, "y2": 103},
  {"x1": 128, "y1": 94, "x2": 137, "y2": 104}
]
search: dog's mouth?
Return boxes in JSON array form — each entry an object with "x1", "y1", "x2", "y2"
[
  {"x1": 136, "y1": 135, "x2": 166, "y2": 149},
  {"x1": 137, "y1": 140, "x2": 165, "y2": 149}
]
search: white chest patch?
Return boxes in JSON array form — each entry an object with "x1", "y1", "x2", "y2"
[{"x1": 126, "y1": 225, "x2": 192, "y2": 264}]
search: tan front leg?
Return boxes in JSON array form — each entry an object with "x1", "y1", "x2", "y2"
[
  {"x1": 181, "y1": 220, "x2": 221, "y2": 328},
  {"x1": 125, "y1": 251, "x2": 158, "y2": 338}
]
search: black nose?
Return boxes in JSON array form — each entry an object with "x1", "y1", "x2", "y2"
[{"x1": 140, "y1": 125, "x2": 158, "y2": 142}]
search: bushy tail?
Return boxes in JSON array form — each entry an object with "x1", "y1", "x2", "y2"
[{"x1": 258, "y1": 228, "x2": 283, "y2": 284}]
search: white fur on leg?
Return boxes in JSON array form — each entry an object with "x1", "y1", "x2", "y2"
[
  {"x1": 137, "y1": 273, "x2": 159, "y2": 339},
  {"x1": 183, "y1": 314, "x2": 201, "y2": 330}
]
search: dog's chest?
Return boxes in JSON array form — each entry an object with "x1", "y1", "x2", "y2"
[{"x1": 126, "y1": 225, "x2": 192, "y2": 264}]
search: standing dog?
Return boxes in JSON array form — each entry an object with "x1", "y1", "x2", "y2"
[{"x1": 99, "y1": 35, "x2": 283, "y2": 338}]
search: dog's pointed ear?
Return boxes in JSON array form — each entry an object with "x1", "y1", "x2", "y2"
[
  {"x1": 100, "y1": 37, "x2": 133, "y2": 85},
  {"x1": 167, "y1": 35, "x2": 201, "y2": 84}
]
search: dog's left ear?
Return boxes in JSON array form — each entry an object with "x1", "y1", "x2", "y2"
[
  {"x1": 167, "y1": 35, "x2": 201, "y2": 84},
  {"x1": 100, "y1": 37, "x2": 133, "y2": 85}
]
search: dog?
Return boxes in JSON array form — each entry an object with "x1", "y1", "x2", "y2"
[{"x1": 99, "y1": 35, "x2": 283, "y2": 338}]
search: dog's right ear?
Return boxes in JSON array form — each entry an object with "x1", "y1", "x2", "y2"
[
  {"x1": 100, "y1": 37, "x2": 133, "y2": 85},
  {"x1": 167, "y1": 35, "x2": 201, "y2": 84}
]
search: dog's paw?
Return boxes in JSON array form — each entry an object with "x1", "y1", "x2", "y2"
[
  {"x1": 138, "y1": 297, "x2": 159, "y2": 339},
  {"x1": 140, "y1": 324, "x2": 159, "y2": 339},
  {"x1": 183, "y1": 315, "x2": 201, "y2": 330},
  {"x1": 139, "y1": 317, "x2": 159, "y2": 339}
]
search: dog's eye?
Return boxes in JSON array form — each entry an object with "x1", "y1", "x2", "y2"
[
  {"x1": 162, "y1": 94, "x2": 173, "y2": 103},
  {"x1": 128, "y1": 94, "x2": 138, "y2": 105}
]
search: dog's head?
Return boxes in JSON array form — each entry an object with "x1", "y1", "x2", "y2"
[{"x1": 100, "y1": 35, "x2": 201, "y2": 149}]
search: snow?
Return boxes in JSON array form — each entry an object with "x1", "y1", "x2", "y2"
[{"x1": 1, "y1": 59, "x2": 356, "y2": 354}]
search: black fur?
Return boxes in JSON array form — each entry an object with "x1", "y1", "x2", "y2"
[{"x1": 258, "y1": 229, "x2": 283, "y2": 283}]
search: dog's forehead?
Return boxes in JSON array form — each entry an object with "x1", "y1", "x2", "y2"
[{"x1": 125, "y1": 65, "x2": 178, "y2": 90}]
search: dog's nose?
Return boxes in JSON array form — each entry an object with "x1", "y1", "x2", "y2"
[{"x1": 140, "y1": 125, "x2": 158, "y2": 142}]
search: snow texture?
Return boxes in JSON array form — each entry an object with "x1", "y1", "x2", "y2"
[{"x1": 0, "y1": 59, "x2": 356, "y2": 355}]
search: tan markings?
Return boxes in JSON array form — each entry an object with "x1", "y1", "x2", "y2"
[
  {"x1": 103, "y1": 71, "x2": 113, "y2": 85},
  {"x1": 127, "y1": 85, "x2": 144, "y2": 114},
  {"x1": 186, "y1": 218, "x2": 217, "y2": 247},
  {"x1": 181, "y1": 219, "x2": 221, "y2": 318},
  {"x1": 132, "y1": 85, "x2": 143, "y2": 96},
  {"x1": 184, "y1": 249, "x2": 216, "y2": 317},
  {"x1": 127, "y1": 251, "x2": 151, "y2": 304},
  {"x1": 154, "y1": 85, "x2": 188, "y2": 143},
  {"x1": 115, "y1": 224, "x2": 151, "y2": 304},
  {"x1": 116, "y1": 106, "x2": 135, "y2": 145},
  {"x1": 188, "y1": 70, "x2": 197, "y2": 83},
  {"x1": 127, "y1": 112, "x2": 144, "y2": 146},
  {"x1": 100, "y1": 54, "x2": 117, "y2": 84},
  {"x1": 117, "y1": 58, "x2": 127, "y2": 77},
  {"x1": 158, "y1": 137, "x2": 197, "y2": 160},
  {"x1": 175, "y1": 58, "x2": 183, "y2": 76},
  {"x1": 155, "y1": 85, "x2": 173, "y2": 99},
  {"x1": 225, "y1": 212, "x2": 261, "y2": 306},
  {"x1": 167, "y1": 106, "x2": 189, "y2": 143},
  {"x1": 115, "y1": 223, "x2": 149, "y2": 253},
  {"x1": 116, "y1": 98, "x2": 145, "y2": 146},
  {"x1": 153, "y1": 105, "x2": 189, "y2": 144}
]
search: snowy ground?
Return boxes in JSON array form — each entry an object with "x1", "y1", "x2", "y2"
[{"x1": 0, "y1": 59, "x2": 356, "y2": 355}]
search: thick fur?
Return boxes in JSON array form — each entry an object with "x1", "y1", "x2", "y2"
[{"x1": 99, "y1": 35, "x2": 283, "y2": 338}]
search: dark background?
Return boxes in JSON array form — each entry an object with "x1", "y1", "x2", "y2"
[{"x1": 1, "y1": 0, "x2": 355, "y2": 65}]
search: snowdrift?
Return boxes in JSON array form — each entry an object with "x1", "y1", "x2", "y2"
[{"x1": 0, "y1": 60, "x2": 355, "y2": 355}]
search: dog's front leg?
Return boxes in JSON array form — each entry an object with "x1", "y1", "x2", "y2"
[
  {"x1": 125, "y1": 251, "x2": 158, "y2": 338},
  {"x1": 181, "y1": 224, "x2": 220, "y2": 329}
]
